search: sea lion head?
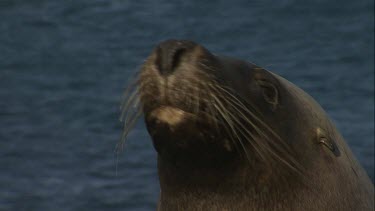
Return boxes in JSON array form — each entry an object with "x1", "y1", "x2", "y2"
[{"x1": 121, "y1": 39, "x2": 341, "y2": 177}]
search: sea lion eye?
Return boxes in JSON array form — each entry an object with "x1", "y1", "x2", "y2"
[
  {"x1": 316, "y1": 128, "x2": 340, "y2": 156},
  {"x1": 319, "y1": 137, "x2": 335, "y2": 151},
  {"x1": 256, "y1": 80, "x2": 279, "y2": 110}
]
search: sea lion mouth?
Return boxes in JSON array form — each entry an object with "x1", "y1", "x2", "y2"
[
  {"x1": 144, "y1": 104, "x2": 215, "y2": 140},
  {"x1": 144, "y1": 104, "x2": 223, "y2": 155},
  {"x1": 148, "y1": 106, "x2": 196, "y2": 127}
]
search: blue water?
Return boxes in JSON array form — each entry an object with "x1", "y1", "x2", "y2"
[{"x1": 0, "y1": 1, "x2": 373, "y2": 210}]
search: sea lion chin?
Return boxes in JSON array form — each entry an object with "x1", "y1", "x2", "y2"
[{"x1": 120, "y1": 39, "x2": 374, "y2": 211}]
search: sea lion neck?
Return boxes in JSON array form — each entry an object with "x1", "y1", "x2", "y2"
[
  {"x1": 156, "y1": 151, "x2": 284, "y2": 193},
  {"x1": 156, "y1": 154, "x2": 301, "y2": 210},
  {"x1": 157, "y1": 152, "x2": 246, "y2": 192}
]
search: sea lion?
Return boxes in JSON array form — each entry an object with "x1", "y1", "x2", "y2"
[{"x1": 120, "y1": 40, "x2": 374, "y2": 210}]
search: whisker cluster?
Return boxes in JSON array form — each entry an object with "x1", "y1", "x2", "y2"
[
  {"x1": 117, "y1": 73, "x2": 143, "y2": 154},
  {"x1": 207, "y1": 83, "x2": 304, "y2": 175},
  {"x1": 119, "y1": 67, "x2": 303, "y2": 176}
]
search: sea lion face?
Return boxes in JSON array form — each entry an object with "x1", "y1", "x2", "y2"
[
  {"x1": 135, "y1": 40, "x2": 309, "y2": 167},
  {"x1": 122, "y1": 40, "x2": 340, "y2": 171}
]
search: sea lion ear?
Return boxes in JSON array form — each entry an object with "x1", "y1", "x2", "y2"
[
  {"x1": 316, "y1": 128, "x2": 341, "y2": 157},
  {"x1": 256, "y1": 79, "x2": 279, "y2": 111}
]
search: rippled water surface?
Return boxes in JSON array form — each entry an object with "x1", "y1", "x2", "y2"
[{"x1": 0, "y1": 0, "x2": 373, "y2": 210}]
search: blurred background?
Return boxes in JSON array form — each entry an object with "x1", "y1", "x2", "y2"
[{"x1": 0, "y1": 0, "x2": 373, "y2": 210}]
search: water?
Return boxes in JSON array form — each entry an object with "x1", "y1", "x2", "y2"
[{"x1": 0, "y1": 0, "x2": 373, "y2": 210}]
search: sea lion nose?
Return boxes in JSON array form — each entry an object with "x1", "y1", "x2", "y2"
[{"x1": 155, "y1": 40, "x2": 197, "y2": 76}]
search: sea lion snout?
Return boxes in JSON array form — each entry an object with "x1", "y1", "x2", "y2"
[
  {"x1": 154, "y1": 39, "x2": 199, "y2": 76},
  {"x1": 139, "y1": 40, "x2": 218, "y2": 119}
]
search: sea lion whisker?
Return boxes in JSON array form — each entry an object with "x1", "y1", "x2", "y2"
[
  {"x1": 209, "y1": 87, "x2": 272, "y2": 164},
  {"x1": 122, "y1": 104, "x2": 142, "y2": 134},
  {"x1": 212, "y1": 102, "x2": 250, "y2": 160},
  {"x1": 209, "y1": 83, "x2": 249, "y2": 155},
  {"x1": 221, "y1": 90, "x2": 303, "y2": 173},
  {"x1": 161, "y1": 83, "x2": 217, "y2": 115},
  {"x1": 120, "y1": 89, "x2": 140, "y2": 122},
  {"x1": 209, "y1": 84, "x2": 265, "y2": 135},
  {"x1": 120, "y1": 84, "x2": 138, "y2": 110},
  {"x1": 212, "y1": 84, "x2": 265, "y2": 121},
  {"x1": 212, "y1": 83, "x2": 287, "y2": 147},
  {"x1": 211, "y1": 83, "x2": 275, "y2": 141},
  {"x1": 211, "y1": 93, "x2": 253, "y2": 161},
  {"x1": 117, "y1": 107, "x2": 143, "y2": 153},
  {"x1": 120, "y1": 71, "x2": 142, "y2": 107},
  {"x1": 206, "y1": 83, "x2": 232, "y2": 131},
  {"x1": 200, "y1": 83, "x2": 217, "y2": 126},
  {"x1": 210, "y1": 83, "x2": 304, "y2": 174},
  {"x1": 235, "y1": 102, "x2": 304, "y2": 174},
  {"x1": 194, "y1": 83, "x2": 201, "y2": 115}
]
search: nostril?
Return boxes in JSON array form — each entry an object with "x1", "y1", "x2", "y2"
[
  {"x1": 155, "y1": 40, "x2": 196, "y2": 76},
  {"x1": 170, "y1": 47, "x2": 186, "y2": 72}
]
